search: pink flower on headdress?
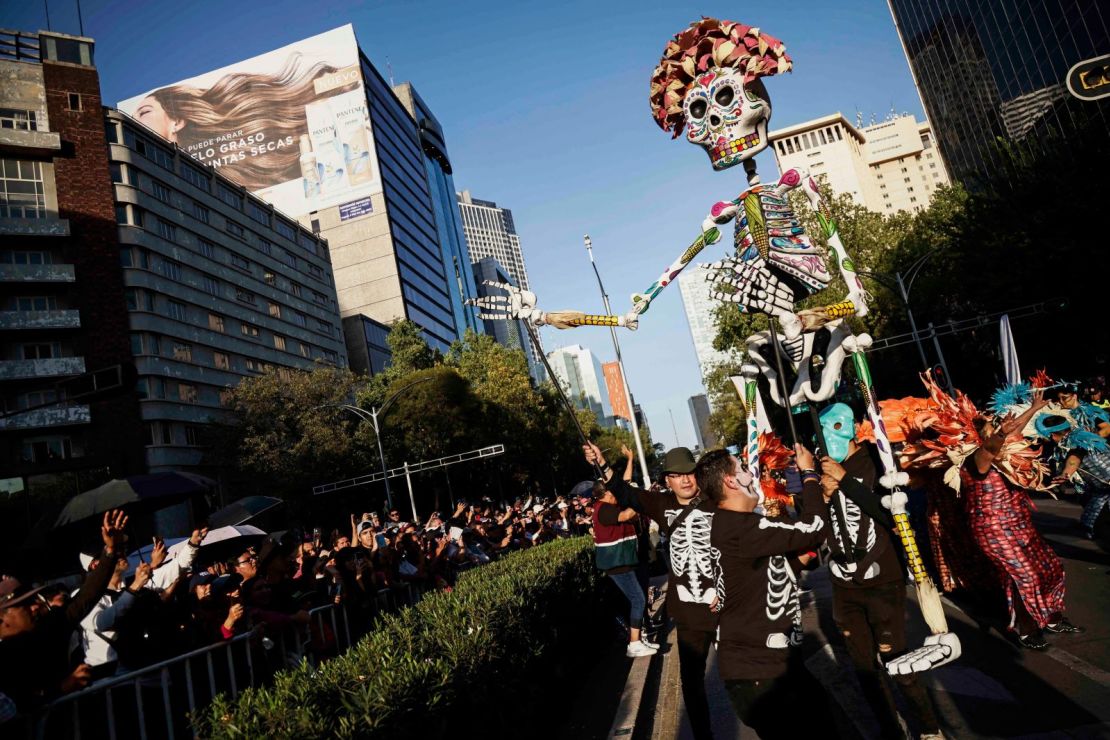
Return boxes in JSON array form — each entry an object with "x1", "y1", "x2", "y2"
[{"x1": 649, "y1": 17, "x2": 792, "y2": 139}]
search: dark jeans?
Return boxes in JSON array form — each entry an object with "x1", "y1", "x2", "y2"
[
  {"x1": 724, "y1": 663, "x2": 831, "y2": 739},
  {"x1": 832, "y1": 580, "x2": 939, "y2": 735},
  {"x1": 608, "y1": 570, "x2": 646, "y2": 629},
  {"x1": 676, "y1": 627, "x2": 714, "y2": 740}
]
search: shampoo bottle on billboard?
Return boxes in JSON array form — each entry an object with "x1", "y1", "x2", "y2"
[
  {"x1": 330, "y1": 90, "x2": 373, "y2": 186},
  {"x1": 304, "y1": 99, "x2": 346, "y2": 195},
  {"x1": 298, "y1": 135, "x2": 322, "y2": 198}
]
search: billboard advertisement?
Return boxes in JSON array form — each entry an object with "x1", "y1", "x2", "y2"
[{"x1": 118, "y1": 25, "x2": 380, "y2": 219}]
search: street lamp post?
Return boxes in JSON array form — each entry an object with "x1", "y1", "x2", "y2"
[
  {"x1": 319, "y1": 377, "x2": 433, "y2": 511},
  {"x1": 858, "y1": 252, "x2": 933, "y2": 370},
  {"x1": 584, "y1": 235, "x2": 652, "y2": 486}
]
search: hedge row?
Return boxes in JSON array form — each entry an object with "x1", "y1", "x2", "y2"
[{"x1": 197, "y1": 536, "x2": 598, "y2": 738}]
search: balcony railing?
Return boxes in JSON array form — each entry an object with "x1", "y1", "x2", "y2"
[
  {"x1": 0, "y1": 356, "x2": 85, "y2": 380},
  {"x1": 0, "y1": 309, "x2": 81, "y2": 329},
  {"x1": 0, "y1": 263, "x2": 75, "y2": 282},
  {"x1": 0, "y1": 403, "x2": 90, "y2": 430}
]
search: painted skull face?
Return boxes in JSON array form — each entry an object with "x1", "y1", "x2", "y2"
[
  {"x1": 683, "y1": 67, "x2": 771, "y2": 170},
  {"x1": 819, "y1": 403, "x2": 857, "y2": 463}
]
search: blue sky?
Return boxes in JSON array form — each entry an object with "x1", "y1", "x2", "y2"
[{"x1": 3, "y1": 0, "x2": 925, "y2": 451}]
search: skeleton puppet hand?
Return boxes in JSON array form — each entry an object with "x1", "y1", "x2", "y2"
[{"x1": 885, "y1": 633, "x2": 961, "y2": 675}]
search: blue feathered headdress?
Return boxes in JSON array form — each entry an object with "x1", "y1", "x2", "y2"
[{"x1": 989, "y1": 382, "x2": 1031, "y2": 415}]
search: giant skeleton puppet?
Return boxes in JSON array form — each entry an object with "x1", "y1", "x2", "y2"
[{"x1": 471, "y1": 18, "x2": 958, "y2": 674}]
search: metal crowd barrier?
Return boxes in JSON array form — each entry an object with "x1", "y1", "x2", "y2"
[{"x1": 29, "y1": 588, "x2": 429, "y2": 739}]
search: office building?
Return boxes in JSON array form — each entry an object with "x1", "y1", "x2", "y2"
[
  {"x1": 678, "y1": 264, "x2": 738, "y2": 390},
  {"x1": 546, "y1": 344, "x2": 612, "y2": 421},
  {"x1": 688, "y1": 394, "x2": 715, "y2": 452},
  {"x1": 117, "y1": 25, "x2": 468, "y2": 369},
  {"x1": 457, "y1": 190, "x2": 531, "y2": 291},
  {"x1": 105, "y1": 108, "x2": 347, "y2": 473},
  {"x1": 472, "y1": 257, "x2": 544, "y2": 383},
  {"x1": 769, "y1": 112, "x2": 950, "y2": 213},
  {"x1": 887, "y1": 0, "x2": 1110, "y2": 184},
  {"x1": 392, "y1": 83, "x2": 483, "y2": 339},
  {"x1": 1, "y1": 29, "x2": 145, "y2": 489}
]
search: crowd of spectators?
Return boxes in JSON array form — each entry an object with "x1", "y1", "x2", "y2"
[{"x1": 0, "y1": 493, "x2": 594, "y2": 725}]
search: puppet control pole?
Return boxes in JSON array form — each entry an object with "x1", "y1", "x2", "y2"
[{"x1": 525, "y1": 323, "x2": 604, "y2": 479}]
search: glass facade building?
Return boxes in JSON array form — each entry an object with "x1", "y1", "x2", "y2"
[{"x1": 888, "y1": 0, "x2": 1109, "y2": 184}]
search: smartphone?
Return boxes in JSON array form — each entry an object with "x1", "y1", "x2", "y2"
[
  {"x1": 376, "y1": 533, "x2": 387, "y2": 548},
  {"x1": 312, "y1": 527, "x2": 322, "y2": 546}
]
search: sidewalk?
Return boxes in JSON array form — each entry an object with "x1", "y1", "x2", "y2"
[{"x1": 637, "y1": 497, "x2": 1110, "y2": 739}]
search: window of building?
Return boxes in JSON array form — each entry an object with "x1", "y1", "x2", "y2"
[
  {"x1": 213, "y1": 351, "x2": 230, "y2": 370},
  {"x1": 119, "y1": 247, "x2": 133, "y2": 267},
  {"x1": 322, "y1": 350, "x2": 338, "y2": 365},
  {"x1": 178, "y1": 383, "x2": 198, "y2": 403},
  {"x1": 219, "y1": 389, "x2": 234, "y2": 407},
  {"x1": 818, "y1": 129, "x2": 827, "y2": 145},
  {"x1": 312, "y1": 291, "x2": 327, "y2": 306},
  {"x1": 235, "y1": 288, "x2": 255, "y2": 305},
  {"x1": 226, "y1": 221, "x2": 245, "y2": 239},
  {"x1": 180, "y1": 162, "x2": 210, "y2": 192},
  {"x1": 217, "y1": 183, "x2": 241, "y2": 210},
  {"x1": 241, "y1": 323, "x2": 260, "y2": 338},
  {"x1": 910, "y1": 196, "x2": 918, "y2": 203},
  {"x1": 184, "y1": 425, "x2": 202, "y2": 446},
  {"x1": 66, "y1": 93, "x2": 82, "y2": 111},
  {"x1": 834, "y1": 127, "x2": 842, "y2": 141},
  {"x1": 282, "y1": 251, "x2": 296, "y2": 269},
  {"x1": 123, "y1": 129, "x2": 173, "y2": 170},
  {"x1": 109, "y1": 162, "x2": 129, "y2": 184},
  {"x1": 16, "y1": 296, "x2": 57, "y2": 311},
  {"x1": 230, "y1": 253, "x2": 251, "y2": 271},
  {"x1": 268, "y1": 301, "x2": 281, "y2": 319},
  {"x1": 273, "y1": 334, "x2": 286, "y2": 351},
  {"x1": 245, "y1": 358, "x2": 261, "y2": 372},
  {"x1": 307, "y1": 263, "x2": 323, "y2": 279},
  {"x1": 907, "y1": 186, "x2": 914, "y2": 192},
  {"x1": 21, "y1": 342, "x2": 61, "y2": 359},
  {"x1": 785, "y1": 139, "x2": 794, "y2": 154},
  {"x1": 293, "y1": 311, "x2": 307, "y2": 328},
  {"x1": 2, "y1": 251, "x2": 50, "y2": 265},
  {"x1": 202, "y1": 276, "x2": 220, "y2": 297},
  {"x1": 0, "y1": 158, "x2": 47, "y2": 218},
  {"x1": 290, "y1": 282, "x2": 302, "y2": 298},
  {"x1": 903, "y1": 177, "x2": 911, "y2": 183},
  {"x1": 316, "y1": 319, "x2": 331, "y2": 334},
  {"x1": 208, "y1": 312, "x2": 225, "y2": 332},
  {"x1": 198, "y1": 239, "x2": 215, "y2": 259},
  {"x1": 257, "y1": 238, "x2": 272, "y2": 256},
  {"x1": 159, "y1": 259, "x2": 182, "y2": 281},
  {"x1": 192, "y1": 202, "x2": 210, "y2": 224},
  {"x1": 156, "y1": 218, "x2": 176, "y2": 241},
  {"x1": 172, "y1": 342, "x2": 192, "y2": 362},
  {"x1": 900, "y1": 167, "x2": 907, "y2": 173},
  {"x1": 310, "y1": 218, "x2": 320, "y2": 234},
  {"x1": 0, "y1": 108, "x2": 39, "y2": 131},
  {"x1": 248, "y1": 201, "x2": 270, "y2": 226},
  {"x1": 167, "y1": 300, "x2": 187, "y2": 321},
  {"x1": 299, "y1": 342, "x2": 311, "y2": 358},
  {"x1": 275, "y1": 219, "x2": 297, "y2": 241},
  {"x1": 264, "y1": 271, "x2": 276, "y2": 286},
  {"x1": 151, "y1": 179, "x2": 170, "y2": 203}
]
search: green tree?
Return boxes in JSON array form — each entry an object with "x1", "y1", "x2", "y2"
[{"x1": 212, "y1": 364, "x2": 372, "y2": 517}]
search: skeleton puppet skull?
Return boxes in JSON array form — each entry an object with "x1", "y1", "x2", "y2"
[{"x1": 683, "y1": 68, "x2": 771, "y2": 170}]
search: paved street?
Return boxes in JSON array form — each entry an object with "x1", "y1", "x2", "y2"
[{"x1": 650, "y1": 497, "x2": 1110, "y2": 739}]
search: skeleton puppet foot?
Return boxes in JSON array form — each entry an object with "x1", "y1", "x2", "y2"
[{"x1": 885, "y1": 633, "x2": 961, "y2": 675}]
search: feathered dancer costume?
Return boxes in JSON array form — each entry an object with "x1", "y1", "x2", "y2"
[
  {"x1": 899, "y1": 374, "x2": 1064, "y2": 632},
  {"x1": 753, "y1": 432, "x2": 795, "y2": 517}
]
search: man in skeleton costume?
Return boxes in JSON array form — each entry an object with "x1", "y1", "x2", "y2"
[
  {"x1": 697, "y1": 445, "x2": 831, "y2": 738},
  {"x1": 585, "y1": 443, "x2": 717, "y2": 740},
  {"x1": 816, "y1": 403, "x2": 942, "y2": 739}
]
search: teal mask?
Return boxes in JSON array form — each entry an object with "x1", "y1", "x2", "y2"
[{"x1": 819, "y1": 403, "x2": 856, "y2": 462}]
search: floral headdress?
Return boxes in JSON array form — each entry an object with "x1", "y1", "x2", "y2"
[{"x1": 649, "y1": 18, "x2": 792, "y2": 138}]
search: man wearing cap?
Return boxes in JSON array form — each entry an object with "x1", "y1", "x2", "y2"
[
  {"x1": 0, "y1": 511, "x2": 129, "y2": 716},
  {"x1": 584, "y1": 443, "x2": 718, "y2": 740}
]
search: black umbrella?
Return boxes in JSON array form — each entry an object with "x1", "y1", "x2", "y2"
[
  {"x1": 54, "y1": 472, "x2": 216, "y2": 527},
  {"x1": 569, "y1": 480, "x2": 596, "y2": 499},
  {"x1": 207, "y1": 496, "x2": 284, "y2": 529}
]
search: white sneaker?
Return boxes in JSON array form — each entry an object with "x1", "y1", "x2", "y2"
[
  {"x1": 626, "y1": 641, "x2": 658, "y2": 658},
  {"x1": 640, "y1": 635, "x2": 660, "y2": 651}
]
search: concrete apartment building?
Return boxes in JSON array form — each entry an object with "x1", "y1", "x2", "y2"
[
  {"x1": 1, "y1": 29, "x2": 146, "y2": 491},
  {"x1": 106, "y1": 108, "x2": 347, "y2": 473},
  {"x1": 769, "y1": 113, "x2": 950, "y2": 214},
  {"x1": 457, "y1": 190, "x2": 531, "y2": 292}
]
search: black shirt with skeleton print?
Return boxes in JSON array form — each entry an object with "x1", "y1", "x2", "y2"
[
  {"x1": 824, "y1": 442, "x2": 902, "y2": 589},
  {"x1": 606, "y1": 477, "x2": 719, "y2": 633}
]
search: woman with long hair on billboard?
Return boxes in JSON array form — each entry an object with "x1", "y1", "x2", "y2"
[{"x1": 131, "y1": 54, "x2": 360, "y2": 191}]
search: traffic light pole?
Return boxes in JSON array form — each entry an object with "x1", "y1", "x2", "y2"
[
  {"x1": 895, "y1": 270, "x2": 930, "y2": 371},
  {"x1": 927, "y1": 322, "x2": 953, "y2": 389}
]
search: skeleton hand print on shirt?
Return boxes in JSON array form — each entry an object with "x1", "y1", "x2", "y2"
[{"x1": 667, "y1": 508, "x2": 718, "y2": 605}]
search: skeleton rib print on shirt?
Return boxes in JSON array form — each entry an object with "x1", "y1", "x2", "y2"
[
  {"x1": 828, "y1": 482, "x2": 879, "y2": 582},
  {"x1": 666, "y1": 507, "x2": 718, "y2": 605}
]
